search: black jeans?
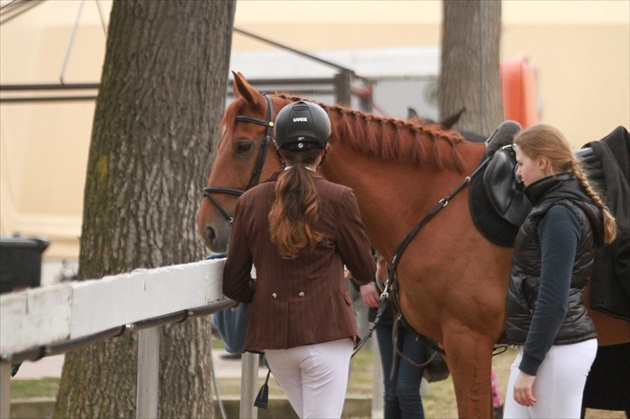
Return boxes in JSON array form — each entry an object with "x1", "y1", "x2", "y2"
[{"x1": 376, "y1": 323, "x2": 427, "y2": 419}]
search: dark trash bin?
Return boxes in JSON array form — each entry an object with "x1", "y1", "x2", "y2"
[{"x1": 0, "y1": 235, "x2": 50, "y2": 294}]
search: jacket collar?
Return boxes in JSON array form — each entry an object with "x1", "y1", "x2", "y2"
[
  {"x1": 524, "y1": 172, "x2": 605, "y2": 246},
  {"x1": 524, "y1": 173, "x2": 572, "y2": 205}
]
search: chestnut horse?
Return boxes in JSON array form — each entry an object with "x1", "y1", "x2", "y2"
[{"x1": 199, "y1": 72, "x2": 512, "y2": 417}]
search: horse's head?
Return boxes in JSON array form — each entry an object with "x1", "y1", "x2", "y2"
[{"x1": 197, "y1": 72, "x2": 290, "y2": 252}]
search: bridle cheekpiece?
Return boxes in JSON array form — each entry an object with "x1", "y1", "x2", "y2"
[{"x1": 201, "y1": 94, "x2": 275, "y2": 224}]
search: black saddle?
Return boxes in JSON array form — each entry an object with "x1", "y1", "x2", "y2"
[
  {"x1": 469, "y1": 145, "x2": 532, "y2": 247},
  {"x1": 483, "y1": 145, "x2": 532, "y2": 227}
]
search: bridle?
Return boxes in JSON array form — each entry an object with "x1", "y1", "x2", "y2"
[{"x1": 201, "y1": 94, "x2": 275, "y2": 224}]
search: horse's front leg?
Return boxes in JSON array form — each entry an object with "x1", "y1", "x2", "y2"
[{"x1": 442, "y1": 323, "x2": 496, "y2": 419}]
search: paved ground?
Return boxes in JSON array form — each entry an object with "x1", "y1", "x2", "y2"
[{"x1": 12, "y1": 349, "x2": 260, "y2": 380}]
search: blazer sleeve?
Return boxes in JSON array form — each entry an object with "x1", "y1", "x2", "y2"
[
  {"x1": 222, "y1": 199, "x2": 256, "y2": 303},
  {"x1": 335, "y1": 189, "x2": 376, "y2": 285}
]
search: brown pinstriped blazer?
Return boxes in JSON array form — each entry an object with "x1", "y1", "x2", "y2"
[{"x1": 222, "y1": 171, "x2": 376, "y2": 353}]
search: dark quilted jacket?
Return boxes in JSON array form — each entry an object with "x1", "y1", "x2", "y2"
[{"x1": 505, "y1": 173, "x2": 604, "y2": 345}]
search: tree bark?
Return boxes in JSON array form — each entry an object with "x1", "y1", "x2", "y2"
[
  {"x1": 440, "y1": 0, "x2": 503, "y2": 136},
  {"x1": 54, "y1": 1, "x2": 236, "y2": 417}
]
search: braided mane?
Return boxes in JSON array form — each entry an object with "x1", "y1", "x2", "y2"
[
  {"x1": 221, "y1": 92, "x2": 466, "y2": 171},
  {"x1": 276, "y1": 94, "x2": 466, "y2": 171}
]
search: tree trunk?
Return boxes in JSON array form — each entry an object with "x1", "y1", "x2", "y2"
[
  {"x1": 54, "y1": 1, "x2": 236, "y2": 417},
  {"x1": 440, "y1": 0, "x2": 503, "y2": 136}
]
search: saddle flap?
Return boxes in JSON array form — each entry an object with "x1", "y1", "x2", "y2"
[{"x1": 483, "y1": 146, "x2": 532, "y2": 226}]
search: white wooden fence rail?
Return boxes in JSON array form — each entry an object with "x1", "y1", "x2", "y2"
[
  {"x1": 0, "y1": 258, "x2": 261, "y2": 419},
  {"x1": 1, "y1": 260, "x2": 223, "y2": 354},
  {"x1": 1, "y1": 258, "x2": 386, "y2": 419}
]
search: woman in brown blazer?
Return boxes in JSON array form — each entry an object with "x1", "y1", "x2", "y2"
[{"x1": 223, "y1": 101, "x2": 376, "y2": 418}]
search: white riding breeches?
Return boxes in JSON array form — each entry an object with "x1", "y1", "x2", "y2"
[
  {"x1": 504, "y1": 339, "x2": 597, "y2": 418},
  {"x1": 264, "y1": 338, "x2": 354, "y2": 419}
]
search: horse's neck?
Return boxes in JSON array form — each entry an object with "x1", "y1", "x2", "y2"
[
  {"x1": 320, "y1": 138, "x2": 485, "y2": 260},
  {"x1": 320, "y1": 147, "x2": 432, "y2": 256}
]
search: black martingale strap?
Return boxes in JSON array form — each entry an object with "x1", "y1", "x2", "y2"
[{"x1": 383, "y1": 157, "x2": 493, "y2": 356}]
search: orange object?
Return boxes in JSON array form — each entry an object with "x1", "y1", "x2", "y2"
[{"x1": 501, "y1": 54, "x2": 539, "y2": 128}]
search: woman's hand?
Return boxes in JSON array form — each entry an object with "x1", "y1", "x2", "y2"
[
  {"x1": 360, "y1": 282, "x2": 380, "y2": 308},
  {"x1": 513, "y1": 371, "x2": 537, "y2": 407}
]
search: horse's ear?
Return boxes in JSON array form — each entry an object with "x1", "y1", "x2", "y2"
[
  {"x1": 439, "y1": 107, "x2": 466, "y2": 130},
  {"x1": 232, "y1": 71, "x2": 263, "y2": 109},
  {"x1": 407, "y1": 107, "x2": 419, "y2": 121}
]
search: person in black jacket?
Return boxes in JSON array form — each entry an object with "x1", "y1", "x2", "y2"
[{"x1": 504, "y1": 124, "x2": 617, "y2": 418}]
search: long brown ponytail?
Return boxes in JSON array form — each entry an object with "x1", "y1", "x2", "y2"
[
  {"x1": 268, "y1": 149, "x2": 324, "y2": 259},
  {"x1": 515, "y1": 124, "x2": 617, "y2": 244},
  {"x1": 570, "y1": 163, "x2": 617, "y2": 244}
]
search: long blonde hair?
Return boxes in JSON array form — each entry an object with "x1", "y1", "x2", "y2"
[
  {"x1": 268, "y1": 148, "x2": 324, "y2": 259},
  {"x1": 514, "y1": 124, "x2": 617, "y2": 244}
]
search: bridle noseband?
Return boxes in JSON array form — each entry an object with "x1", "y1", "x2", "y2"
[{"x1": 201, "y1": 94, "x2": 275, "y2": 224}]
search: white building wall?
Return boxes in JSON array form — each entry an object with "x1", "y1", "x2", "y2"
[{"x1": 1, "y1": 0, "x2": 628, "y2": 260}]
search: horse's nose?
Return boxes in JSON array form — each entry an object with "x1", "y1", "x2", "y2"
[
  {"x1": 205, "y1": 225, "x2": 216, "y2": 247},
  {"x1": 199, "y1": 220, "x2": 230, "y2": 253}
]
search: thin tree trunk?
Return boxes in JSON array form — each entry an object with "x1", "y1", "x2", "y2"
[
  {"x1": 440, "y1": 0, "x2": 503, "y2": 136},
  {"x1": 54, "y1": 1, "x2": 235, "y2": 417}
]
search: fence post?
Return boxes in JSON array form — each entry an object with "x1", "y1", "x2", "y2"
[
  {"x1": 136, "y1": 327, "x2": 160, "y2": 419},
  {"x1": 1, "y1": 360, "x2": 11, "y2": 418},
  {"x1": 333, "y1": 70, "x2": 353, "y2": 106},
  {"x1": 372, "y1": 342, "x2": 384, "y2": 418},
  {"x1": 240, "y1": 353, "x2": 258, "y2": 419}
]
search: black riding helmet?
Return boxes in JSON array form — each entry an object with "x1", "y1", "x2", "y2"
[{"x1": 273, "y1": 101, "x2": 331, "y2": 151}]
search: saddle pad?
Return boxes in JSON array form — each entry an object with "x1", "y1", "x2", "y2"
[{"x1": 469, "y1": 161, "x2": 520, "y2": 247}]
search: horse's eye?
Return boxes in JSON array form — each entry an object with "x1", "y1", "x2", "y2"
[{"x1": 235, "y1": 141, "x2": 254, "y2": 154}]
